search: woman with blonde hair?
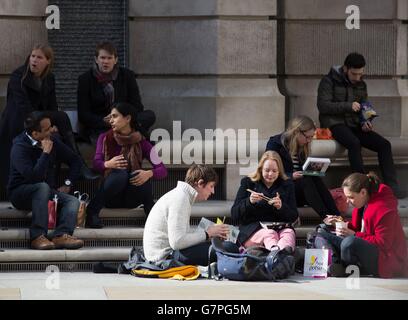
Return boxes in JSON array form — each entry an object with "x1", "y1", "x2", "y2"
[
  {"x1": 320, "y1": 172, "x2": 408, "y2": 278},
  {"x1": 231, "y1": 151, "x2": 298, "y2": 251},
  {"x1": 266, "y1": 115, "x2": 341, "y2": 218},
  {"x1": 0, "y1": 44, "x2": 96, "y2": 188}
]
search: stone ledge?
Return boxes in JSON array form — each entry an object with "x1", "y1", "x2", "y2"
[{"x1": 0, "y1": 247, "x2": 130, "y2": 262}]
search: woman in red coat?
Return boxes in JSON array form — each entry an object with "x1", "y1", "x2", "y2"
[{"x1": 324, "y1": 172, "x2": 408, "y2": 278}]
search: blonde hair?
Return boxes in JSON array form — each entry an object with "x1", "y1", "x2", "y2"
[
  {"x1": 282, "y1": 116, "x2": 316, "y2": 158},
  {"x1": 342, "y1": 171, "x2": 381, "y2": 196},
  {"x1": 249, "y1": 151, "x2": 288, "y2": 182},
  {"x1": 185, "y1": 164, "x2": 218, "y2": 186},
  {"x1": 22, "y1": 44, "x2": 54, "y2": 84}
]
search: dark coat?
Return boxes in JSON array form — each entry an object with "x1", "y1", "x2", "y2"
[
  {"x1": 0, "y1": 64, "x2": 58, "y2": 187},
  {"x1": 77, "y1": 67, "x2": 144, "y2": 131},
  {"x1": 265, "y1": 133, "x2": 303, "y2": 178},
  {"x1": 231, "y1": 176, "x2": 298, "y2": 246},
  {"x1": 7, "y1": 133, "x2": 81, "y2": 193},
  {"x1": 317, "y1": 66, "x2": 368, "y2": 129}
]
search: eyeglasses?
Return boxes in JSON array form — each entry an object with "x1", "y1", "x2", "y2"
[{"x1": 300, "y1": 131, "x2": 314, "y2": 140}]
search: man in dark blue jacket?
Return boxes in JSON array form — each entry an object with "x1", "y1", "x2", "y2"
[{"x1": 8, "y1": 112, "x2": 84, "y2": 250}]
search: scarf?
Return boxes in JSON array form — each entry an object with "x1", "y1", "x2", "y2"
[
  {"x1": 103, "y1": 129, "x2": 143, "y2": 177},
  {"x1": 92, "y1": 62, "x2": 119, "y2": 109}
]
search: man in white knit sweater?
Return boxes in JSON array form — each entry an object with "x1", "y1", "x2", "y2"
[{"x1": 143, "y1": 164, "x2": 230, "y2": 266}]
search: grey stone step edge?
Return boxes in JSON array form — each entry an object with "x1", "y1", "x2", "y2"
[{"x1": 2, "y1": 200, "x2": 408, "y2": 220}]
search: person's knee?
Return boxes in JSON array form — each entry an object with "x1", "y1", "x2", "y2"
[
  {"x1": 66, "y1": 196, "x2": 80, "y2": 214},
  {"x1": 340, "y1": 236, "x2": 358, "y2": 258},
  {"x1": 346, "y1": 138, "x2": 361, "y2": 152},
  {"x1": 378, "y1": 137, "x2": 392, "y2": 153},
  {"x1": 33, "y1": 182, "x2": 52, "y2": 199}
]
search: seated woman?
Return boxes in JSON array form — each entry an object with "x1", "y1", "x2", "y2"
[
  {"x1": 266, "y1": 115, "x2": 341, "y2": 219},
  {"x1": 0, "y1": 44, "x2": 97, "y2": 188},
  {"x1": 231, "y1": 151, "x2": 299, "y2": 252},
  {"x1": 319, "y1": 172, "x2": 408, "y2": 278},
  {"x1": 85, "y1": 102, "x2": 167, "y2": 228}
]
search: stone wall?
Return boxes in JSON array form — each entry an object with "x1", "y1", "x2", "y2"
[{"x1": 0, "y1": 0, "x2": 48, "y2": 114}]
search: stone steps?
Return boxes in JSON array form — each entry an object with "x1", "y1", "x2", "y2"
[{"x1": 1, "y1": 199, "x2": 407, "y2": 271}]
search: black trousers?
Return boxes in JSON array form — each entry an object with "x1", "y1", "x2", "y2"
[
  {"x1": 295, "y1": 176, "x2": 341, "y2": 218},
  {"x1": 330, "y1": 124, "x2": 398, "y2": 190},
  {"x1": 87, "y1": 169, "x2": 154, "y2": 217}
]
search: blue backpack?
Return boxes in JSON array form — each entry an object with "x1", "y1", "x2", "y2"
[{"x1": 210, "y1": 238, "x2": 295, "y2": 281}]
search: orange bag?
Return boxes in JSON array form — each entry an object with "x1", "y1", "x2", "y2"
[{"x1": 315, "y1": 128, "x2": 333, "y2": 140}]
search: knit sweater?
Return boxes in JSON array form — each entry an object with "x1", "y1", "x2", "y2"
[{"x1": 143, "y1": 181, "x2": 206, "y2": 263}]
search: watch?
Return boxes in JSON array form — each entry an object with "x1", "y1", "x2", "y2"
[{"x1": 64, "y1": 179, "x2": 72, "y2": 187}]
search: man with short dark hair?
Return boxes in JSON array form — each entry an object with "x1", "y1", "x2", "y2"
[
  {"x1": 317, "y1": 52, "x2": 404, "y2": 198},
  {"x1": 8, "y1": 112, "x2": 84, "y2": 250},
  {"x1": 77, "y1": 41, "x2": 155, "y2": 143}
]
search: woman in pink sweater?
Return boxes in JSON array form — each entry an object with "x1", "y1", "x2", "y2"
[{"x1": 85, "y1": 102, "x2": 167, "y2": 228}]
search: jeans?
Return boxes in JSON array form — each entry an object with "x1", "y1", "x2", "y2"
[
  {"x1": 173, "y1": 241, "x2": 239, "y2": 266},
  {"x1": 87, "y1": 169, "x2": 154, "y2": 217},
  {"x1": 9, "y1": 182, "x2": 80, "y2": 240},
  {"x1": 330, "y1": 124, "x2": 398, "y2": 190},
  {"x1": 295, "y1": 176, "x2": 341, "y2": 218},
  {"x1": 318, "y1": 228, "x2": 379, "y2": 276}
]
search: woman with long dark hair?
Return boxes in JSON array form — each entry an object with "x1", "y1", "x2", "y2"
[
  {"x1": 0, "y1": 44, "x2": 97, "y2": 189},
  {"x1": 85, "y1": 102, "x2": 167, "y2": 228}
]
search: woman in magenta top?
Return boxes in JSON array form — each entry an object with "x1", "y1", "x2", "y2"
[{"x1": 85, "y1": 102, "x2": 167, "y2": 228}]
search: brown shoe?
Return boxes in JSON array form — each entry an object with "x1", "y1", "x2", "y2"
[
  {"x1": 52, "y1": 234, "x2": 84, "y2": 249},
  {"x1": 31, "y1": 235, "x2": 55, "y2": 250}
]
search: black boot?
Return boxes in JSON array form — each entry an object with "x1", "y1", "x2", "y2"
[
  {"x1": 85, "y1": 210, "x2": 104, "y2": 229},
  {"x1": 64, "y1": 132, "x2": 100, "y2": 180}
]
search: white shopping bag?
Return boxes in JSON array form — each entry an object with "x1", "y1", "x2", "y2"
[{"x1": 303, "y1": 248, "x2": 331, "y2": 278}]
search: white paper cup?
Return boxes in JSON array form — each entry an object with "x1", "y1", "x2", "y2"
[{"x1": 335, "y1": 221, "x2": 347, "y2": 236}]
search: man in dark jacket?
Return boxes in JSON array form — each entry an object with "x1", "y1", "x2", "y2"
[
  {"x1": 317, "y1": 52, "x2": 404, "y2": 198},
  {"x1": 77, "y1": 41, "x2": 155, "y2": 143},
  {"x1": 8, "y1": 112, "x2": 84, "y2": 250}
]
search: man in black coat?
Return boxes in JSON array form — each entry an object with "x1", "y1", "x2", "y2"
[
  {"x1": 77, "y1": 42, "x2": 155, "y2": 143},
  {"x1": 8, "y1": 112, "x2": 84, "y2": 250},
  {"x1": 317, "y1": 52, "x2": 404, "y2": 198}
]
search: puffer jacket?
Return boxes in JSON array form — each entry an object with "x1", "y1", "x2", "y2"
[{"x1": 317, "y1": 65, "x2": 367, "y2": 129}]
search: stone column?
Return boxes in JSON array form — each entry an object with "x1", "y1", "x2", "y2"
[
  {"x1": 281, "y1": 0, "x2": 408, "y2": 138},
  {"x1": 129, "y1": 0, "x2": 284, "y2": 199}
]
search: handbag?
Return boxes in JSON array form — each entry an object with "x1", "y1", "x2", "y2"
[
  {"x1": 330, "y1": 187, "x2": 348, "y2": 215},
  {"x1": 48, "y1": 194, "x2": 58, "y2": 229},
  {"x1": 74, "y1": 191, "x2": 89, "y2": 228},
  {"x1": 315, "y1": 128, "x2": 333, "y2": 140},
  {"x1": 211, "y1": 238, "x2": 295, "y2": 281}
]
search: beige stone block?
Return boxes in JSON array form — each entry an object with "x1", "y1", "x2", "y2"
[
  {"x1": 0, "y1": 20, "x2": 47, "y2": 74},
  {"x1": 129, "y1": 20, "x2": 276, "y2": 75},
  {"x1": 0, "y1": 0, "x2": 47, "y2": 16},
  {"x1": 139, "y1": 78, "x2": 284, "y2": 138},
  {"x1": 0, "y1": 288, "x2": 21, "y2": 300},
  {"x1": 284, "y1": 0, "x2": 401, "y2": 20},
  {"x1": 129, "y1": 0, "x2": 276, "y2": 17},
  {"x1": 285, "y1": 22, "x2": 407, "y2": 76}
]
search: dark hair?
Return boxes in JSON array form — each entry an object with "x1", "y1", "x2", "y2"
[
  {"x1": 344, "y1": 52, "x2": 366, "y2": 69},
  {"x1": 95, "y1": 41, "x2": 118, "y2": 58},
  {"x1": 24, "y1": 111, "x2": 51, "y2": 135},
  {"x1": 342, "y1": 172, "x2": 380, "y2": 196},
  {"x1": 185, "y1": 164, "x2": 218, "y2": 186},
  {"x1": 111, "y1": 102, "x2": 139, "y2": 130}
]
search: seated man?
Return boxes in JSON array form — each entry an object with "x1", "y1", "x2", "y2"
[
  {"x1": 77, "y1": 41, "x2": 155, "y2": 144},
  {"x1": 317, "y1": 52, "x2": 404, "y2": 198},
  {"x1": 7, "y1": 112, "x2": 84, "y2": 250},
  {"x1": 143, "y1": 164, "x2": 233, "y2": 266}
]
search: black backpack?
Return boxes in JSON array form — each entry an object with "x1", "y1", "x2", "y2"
[{"x1": 211, "y1": 238, "x2": 295, "y2": 281}]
